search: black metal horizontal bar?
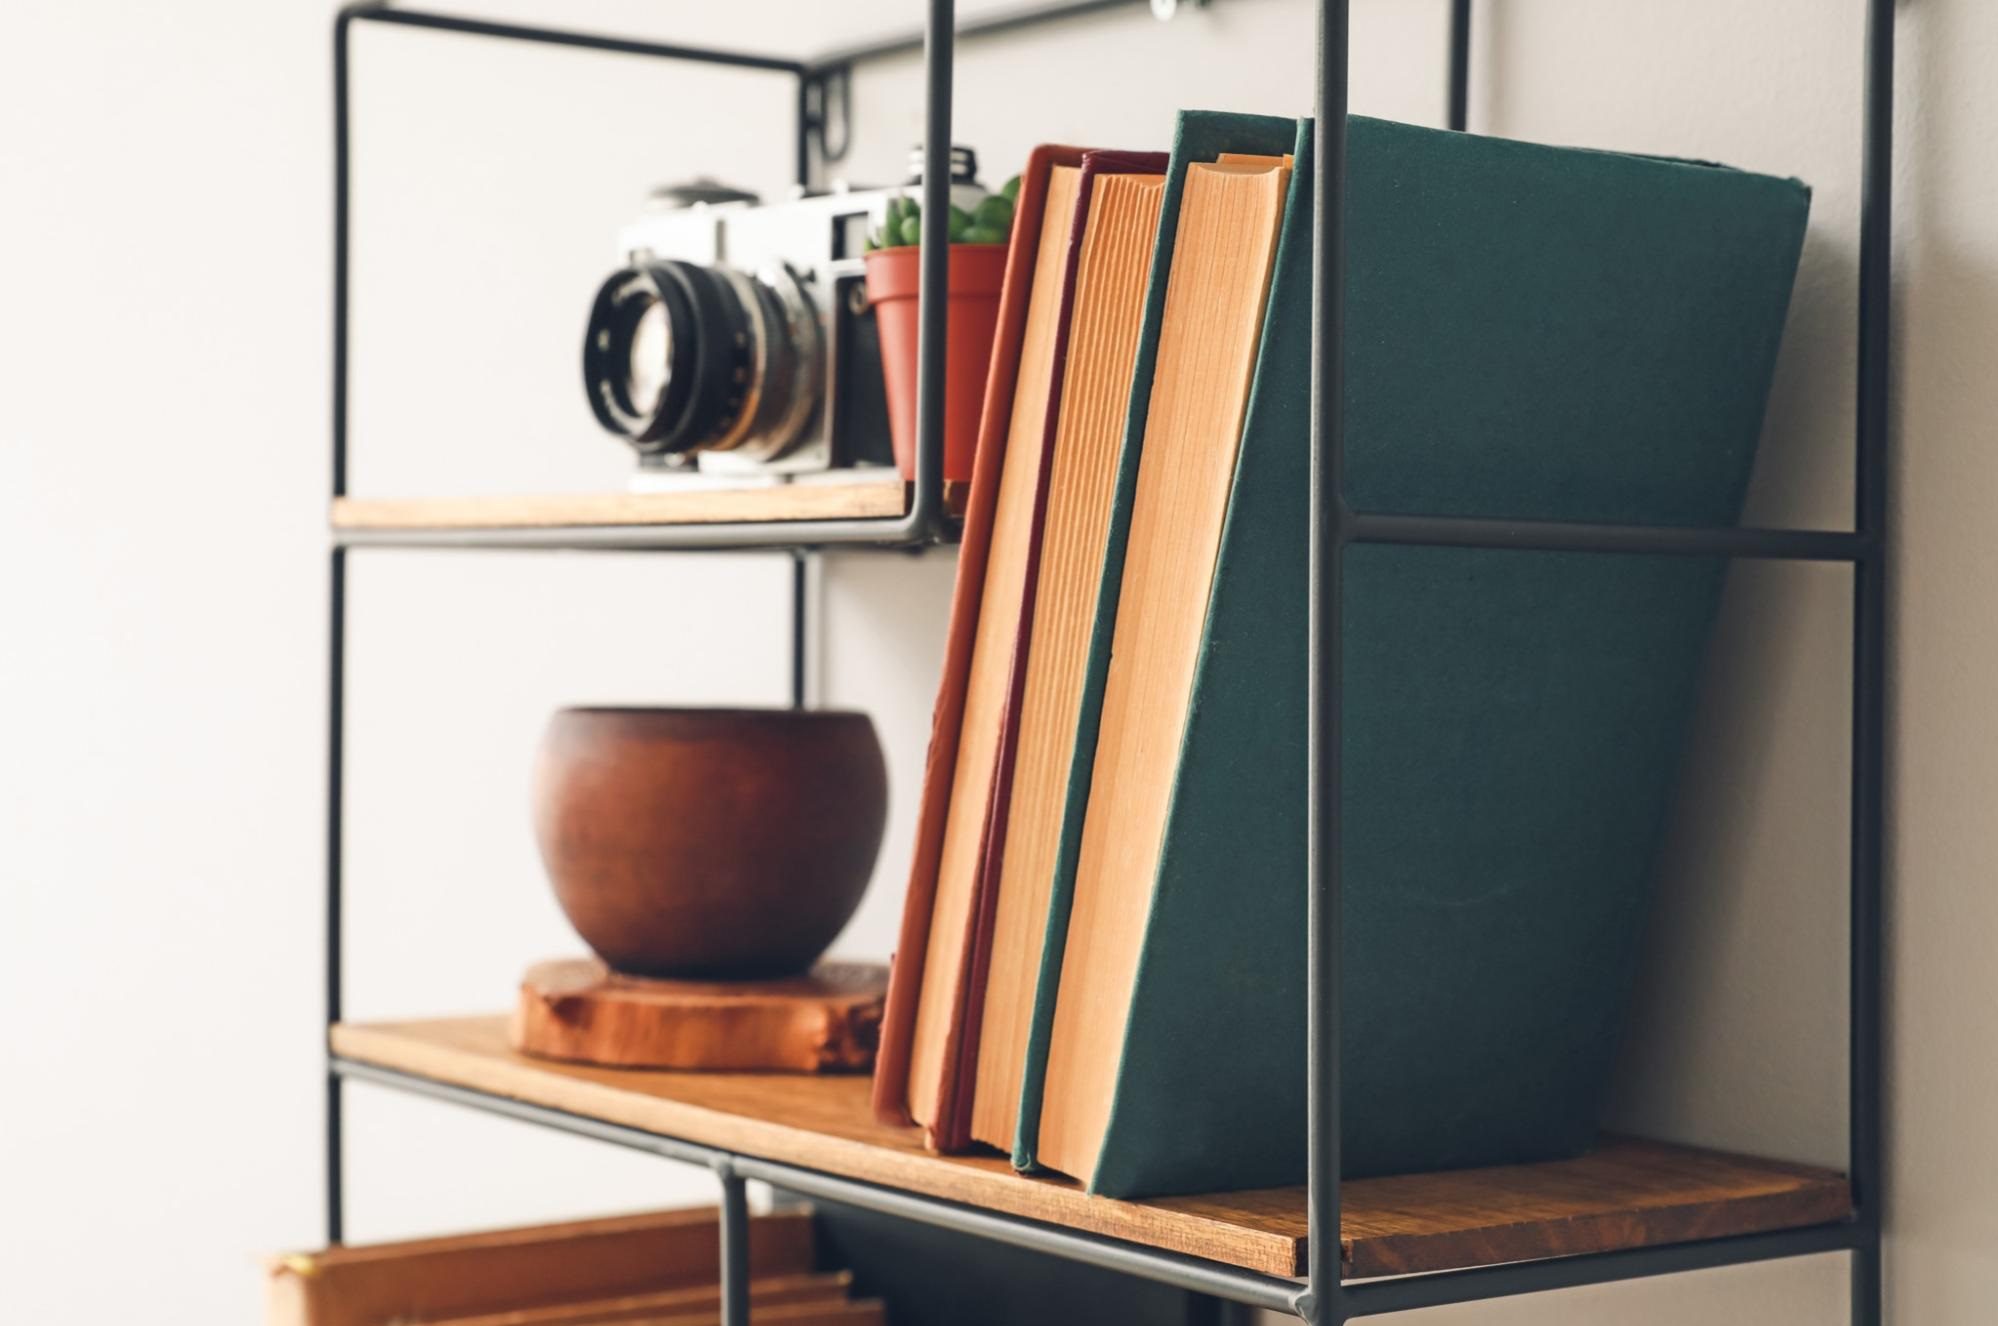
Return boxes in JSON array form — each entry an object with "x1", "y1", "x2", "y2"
[
  {"x1": 725, "y1": 1159, "x2": 1303, "y2": 1314},
  {"x1": 1340, "y1": 1221, "x2": 1861, "y2": 1318},
  {"x1": 331, "y1": 513, "x2": 957, "y2": 553},
  {"x1": 1345, "y1": 510, "x2": 1873, "y2": 562},
  {"x1": 334, "y1": 1057, "x2": 1857, "y2": 1318},
  {"x1": 807, "y1": 0, "x2": 1149, "y2": 72},
  {"x1": 332, "y1": 1057, "x2": 1303, "y2": 1316},
  {"x1": 347, "y1": 4, "x2": 807, "y2": 75}
]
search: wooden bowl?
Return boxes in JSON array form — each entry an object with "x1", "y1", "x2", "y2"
[{"x1": 532, "y1": 707, "x2": 888, "y2": 979}]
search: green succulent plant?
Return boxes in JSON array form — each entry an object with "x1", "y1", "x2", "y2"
[{"x1": 866, "y1": 174, "x2": 1021, "y2": 251}]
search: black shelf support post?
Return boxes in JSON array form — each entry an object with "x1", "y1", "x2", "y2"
[
  {"x1": 1446, "y1": 0, "x2": 1471, "y2": 132},
  {"x1": 325, "y1": 0, "x2": 365, "y2": 1249},
  {"x1": 1848, "y1": 0, "x2": 1894, "y2": 1321},
  {"x1": 1305, "y1": 0, "x2": 1351, "y2": 1319},
  {"x1": 789, "y1": 552, "x2": 812, "y2": 710},
  {"x1": 914, "y1": 0, "x2": 957, "y2": 557},
  {"x1": 326, "y1": 551, "x2": 347, "y2": 1246},
  {"x1": 717, "y1": 1161, "x2": 751, "y2": 1326}
]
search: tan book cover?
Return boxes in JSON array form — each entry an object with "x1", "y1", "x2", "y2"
[
  {"x1": 264, "y1": 1208, "x2": 812, "y2": 1326},
  {"x1": 423, "y1": 1272, "x2": 851, "y2": 1326},
  {"x1": 901, "y1": 160, "x2": 1088, "y2": 1145},
  {"x1": 968, "y1": 164, "x2": 1168, "y2": 1153},
  {"x1": 1034, "y1": 155, "x2": 1291, "y2": 1184},
  {"x1": 551, "y1": 1301, "x2": 883, "y2": 1326}
]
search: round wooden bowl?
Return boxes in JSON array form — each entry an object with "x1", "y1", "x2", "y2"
[{"x1": 531, "y1": 706, "x2": 888, "y2": 979}]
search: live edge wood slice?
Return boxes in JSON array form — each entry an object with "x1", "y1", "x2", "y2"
[
  {"x1": 331, "y1": 1017, "x2": 1853, "y2": 1280},
  {"x1": 512, "y1": 958, "x2": 888, "y2": 1073}
]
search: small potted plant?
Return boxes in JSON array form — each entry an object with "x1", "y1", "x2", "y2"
[{"x1": 863, "y1": 177, "x2": 1019, "y2": 484}]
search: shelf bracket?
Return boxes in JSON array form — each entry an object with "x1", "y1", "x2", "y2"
[{"x1": 800, "y1": 62, "x2": 854, "y2": 180}]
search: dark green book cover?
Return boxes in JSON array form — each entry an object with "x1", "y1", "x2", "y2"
[{"x1": 1022, "y1": 111, "x2": 1811, "y2": 1197}]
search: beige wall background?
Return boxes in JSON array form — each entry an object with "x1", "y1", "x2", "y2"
[{"x1": 0, "y1": 0, "x2": 1989, "y2": 1321}]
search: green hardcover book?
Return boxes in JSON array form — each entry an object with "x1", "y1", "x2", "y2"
[{"x1": 1017, "y1": 110, "x2": 1810, "y2": 1197}]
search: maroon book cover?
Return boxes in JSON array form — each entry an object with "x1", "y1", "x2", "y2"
[{"x1": 871, "y1": 144, "x2": 1090, "y2": 1141}]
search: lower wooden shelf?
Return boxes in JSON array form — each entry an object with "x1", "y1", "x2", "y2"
[{"x1": 330, "y1": 1017, "x2": 1852, "y2": 1281}]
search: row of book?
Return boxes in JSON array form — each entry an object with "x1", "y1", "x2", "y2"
[
  {"x1": 873, "y1": 109, "x2": 1811, "y2": 1198},
  {"x1": 268, "y1": 1207, "x2": 878, "y2": 1326}
]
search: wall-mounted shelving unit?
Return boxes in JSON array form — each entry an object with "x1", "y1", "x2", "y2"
[{"x1": 326, "y1": 1, "x2": 1891, "y2": 1323}]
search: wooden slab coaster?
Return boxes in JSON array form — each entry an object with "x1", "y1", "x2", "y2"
[{"x1": 512, "y1": 957, "x2": 887, "y2": 1072}]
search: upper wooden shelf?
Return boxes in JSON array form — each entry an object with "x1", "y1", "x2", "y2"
[
  {"x1": 330, "y1": 476, "x2": 910, "y2": 533},
  {"x1": 331, "y1": 1016, "x2": 1852, "y2": 1280}
]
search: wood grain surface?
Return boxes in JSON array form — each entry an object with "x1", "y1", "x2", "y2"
[
  {"x1": 330, "y1": 480, "x2": 972, "y2": 533},
  {"x1": 331, "y1": 1018, "x2": 1850, "y2": 1279},
  {"x1": 330, "y1": 479, "x2": 907, "y2": 531},
  {"x1": 513, "y1": 959, "x2": 887, "y2": 1072}
]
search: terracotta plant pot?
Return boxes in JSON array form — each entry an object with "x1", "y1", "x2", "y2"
[
  {"x1": 531, "y1": 707, "x2": 888, "y2": 980},
  {"x1": 863, "y1": 243, "x2": 1007, "y2": 484}
]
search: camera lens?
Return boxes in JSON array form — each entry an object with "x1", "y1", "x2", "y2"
[
  {"x1": 623, "y1": 300, "x2": 672, "y2": 418},
  {"x1": 583, "y1": 260, "x2": 744, "y2": 457},
  {"x1": 583, "y1": 259, "x2": 822, "y2": 462}
]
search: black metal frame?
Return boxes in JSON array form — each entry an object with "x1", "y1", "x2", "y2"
[{"x1": 326, "y1": 1, "x2": 1891, "y2": 1322}]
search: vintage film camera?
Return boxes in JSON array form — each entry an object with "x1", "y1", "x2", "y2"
[{"x1": 582, "y1": 149, "x2": 988, "y2": 485}]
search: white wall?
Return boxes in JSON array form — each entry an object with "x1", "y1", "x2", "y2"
[{"x1": 0, "y1": 0, "x2": 1990, "y2": 1322}]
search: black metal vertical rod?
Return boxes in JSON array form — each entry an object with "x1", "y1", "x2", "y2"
[
  {"x1": 1852, "y1": 1233, "x2": 1883, "y2": 1326},
  {"x1": 794, "y1": 72, "x2": 813, "y2": 191},
  {"x1": 1446, "y1": 0, "x2": 1471, "y2": 131},
  {"x1": 718, "y1": 1167, "x2": 751, "y2": 1326},
  {"x1": 1849, "y1": 0, "x2": 1892, "y2": 1320},
  {"x1": 912, "y1": 0, "x2": 955, "y2": 540},
  {"x1": 326, "y1": 545, "x2": 348, "y2": 1246},
  {"x1": 334, "y1": 6, "x2": 359, "y2": 499},
  {"x1": 789, "y1": 551, "x2": 810, "y2": 709},
  {"x1": 1307, "y1": 0, "x2": 1352, "y2": 1320},
  {"x1": 326, "y1": 4, "x2": 357, "y2": 1248}
]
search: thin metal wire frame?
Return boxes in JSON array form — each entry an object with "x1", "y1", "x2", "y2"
[{"x1": 327, "y1": 1, "x2": 1890, "y2": 1322}]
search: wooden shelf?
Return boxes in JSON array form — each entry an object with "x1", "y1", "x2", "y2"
[
  {"x1": 331, "y1": 1017, "x2": 1852, "y2": 1280},
  {"x1": 330, "y1": 477, "x2": 911, "y2": 533}
]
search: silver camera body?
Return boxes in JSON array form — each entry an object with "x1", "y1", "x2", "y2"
[{"x1": 584, "y1": 174, "x2": 985, "y2": 484}]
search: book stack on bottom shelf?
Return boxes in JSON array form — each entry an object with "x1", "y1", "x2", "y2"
[{"x1": 267, "y1": 1207, "x2": 881, "y2": 1326}]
